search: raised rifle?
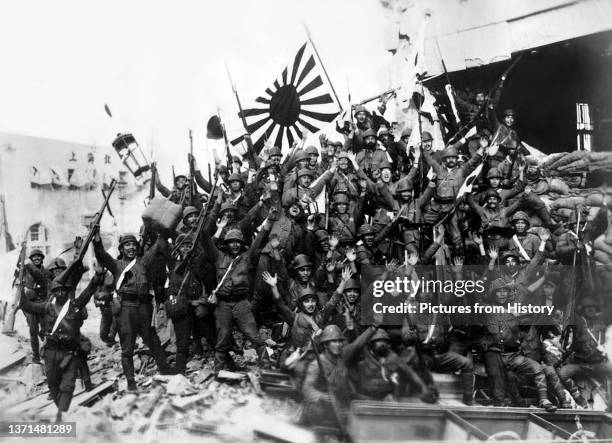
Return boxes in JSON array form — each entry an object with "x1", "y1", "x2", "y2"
[
  {"x1": 218, "y1": 111, "x2": 232, "y2": 169},
  {"x1": 1, "y1": 241, "x2": 27, "y2": 335},
  {"x1": 149, "y1": 162, "x2": 157, "y2": 202},
  {"x1": 189, "y1": 130, "x2": 196, "y2": 206},
  {"x1": 57, "y1": 179, "x2": 117, "y2": 286}
]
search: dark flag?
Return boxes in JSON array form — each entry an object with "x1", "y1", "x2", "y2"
[{"x1": 233, "y1": 41, "x2": 341, "y2": 153}]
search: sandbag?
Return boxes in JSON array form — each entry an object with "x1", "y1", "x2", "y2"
[{"x1": 142, "y1": 196, "x2": 182, "y2": 233}]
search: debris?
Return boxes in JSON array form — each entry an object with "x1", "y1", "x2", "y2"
[
  {"x1": 217, "y1": 370, "x2": 247, "y2": 381},
  {"x1": 247, "y1": 371, "x2": 263, "y2": 396},
  {"x1": 171, "y1": 392, "x2": 211, "y2": 411},
  {"x1": 165, "y1": 374, "x2": 195, "y2": 395},
  {"x1": 253, "y1": 420, "x2": 316, "y2": 443},
  {"x1": 0, "y1": 352, "x2": 26, "y2": 373},
  {"x1": 141, "y1": 386, "x2": 164, "y2": 417}
]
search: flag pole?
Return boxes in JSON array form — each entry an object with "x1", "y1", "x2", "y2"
[{"x1": 303, "y1": 24, "x2": 344, "y2": 112}]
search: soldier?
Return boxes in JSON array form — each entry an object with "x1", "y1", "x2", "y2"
[
  {"x1": 93, "y1": 272, "x2": 118, "y2": 346},
  {"x1": 177, "y1": 206, "x2": 199, "y2": 236},
  {"x1": 508, "y1": 211, "x2": 542, "y2": 263},
  {"x1": 423, "y1": 143, "x2": 484, "y2": 254},
  {"x1": 328, "y1": 193, "x2": 362, "y2": 246},
  {"x1": 483, "y1": 278, "x2": 557, "y2": 411},
  {"x1": 47, "y1": 257, "x2": 67, "y2": 280},
  {"x1": 355, "y1": 129, "x2": 388, "y2": 175},
  {"x1": 22, "y1": 248, "x2": 52, "y2": 363},
  {"x1": 93, "y1": 232, "x2": 177, "y2": 390},
  {"x1": 19, "y1": 271, "x2": 103, "y2": 422},
  {"x1": 202, "y1": 212, "x2": 274, "y2": 371},
  {"x1": 558, "y1": 296, "x2": 609, "y2": 408},
  {"x1": 301, "y1": 323, "x2": 378, "y2": 426}
]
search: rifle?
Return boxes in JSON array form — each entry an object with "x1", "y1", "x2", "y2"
[
  {"x1": 561, "y1": 208, "x2": 582, "y2": 351},
  {"x1": 149, "y1": 162, "x2": 157, "y2": 201},
  {"x1": 189, "y1": 130, "x2": 196, "y2": 206},
  {"x1": 354, "y1": 87, "x2": 400, "y2": 107},
  {"x1": 309, "y1": 336, "x2": 349, "y2": 437},
  {"x1": 1, "y1": 242, "x2": 27, "y2": 335},
  {"x1": 226, "y1": 63, "x2": 256, "y2": 153},
  {"x1": 218, "y1": 111, "x2": 232, "y2": 169},
  {"x1": 57, "y1": 180, "x2": 117, "y2": 286},
  {"x1": 173, "y1": 173, "x2": 218, "y2": 275}
]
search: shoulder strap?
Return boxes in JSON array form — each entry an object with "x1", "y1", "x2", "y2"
[
  {"x1": 51, "y1": 299, "x2": 71, "y2": 335},
  {"x1": 114, "y1": 258, "x2": 137, "y2": 297}
]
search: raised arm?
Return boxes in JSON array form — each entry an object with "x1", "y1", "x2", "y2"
[{"x1": 155, "y1": 174, "x2": 172, "y2": 197}]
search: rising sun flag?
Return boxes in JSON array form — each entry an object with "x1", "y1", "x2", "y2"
[{"x1": 234, "y1": 41, "x2": 341, "y2": 153}]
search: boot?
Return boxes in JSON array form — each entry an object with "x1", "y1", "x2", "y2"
[
  {"x1": 461, "y1": 372, "x2": 475, "y2": 406},
  {"x1": 127, "y1": 380, "x2": 138, "y2": 392},
  {"x1": 122, "y1": 357, "x2": 136, "y2": 390},
  {"x1": 539, "y1": 399, "x2": 557, "y2": 412},
  {"x1": 175, "y1": 352, "x2": 187, "y2": 375}
]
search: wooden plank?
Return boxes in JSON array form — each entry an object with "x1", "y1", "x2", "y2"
[{"x1": 0, "y1": 352, "x2": 26, "y2": 373}]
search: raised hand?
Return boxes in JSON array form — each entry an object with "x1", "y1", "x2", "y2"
[
  {"x1": 385, "y1": 259, "x2": 399, "y2": 273},
  {"x1": 262, "y1": 271, "x2": 277, "y2": 287},
  {"x1": 341, "y1": 266, "x2": 354, "y2": 282},
  {"x1": 216, "y1": 216, "x2": 228, "y2": 229},
  {"x1": 407, "y1": 252, "x2": 419, "y2": 266},
  {"x1": 269, "y1": 235, "x2": 280, "y2": 250},
  {"x1": 488, "y1": 246, "x2": 499, "y2": 260},
  {"x1": 319, "y1": 133, "x2": 328, "y2": 147},
  {"x1": 472, "y1": 233, "x2": 483, "y2": 245},
  {"x1": 345, "y1": 248, "x2": 357, "y2": 262},
  {"x1": 306, "y1": 214, "x2": 316, "y2": 230},
  {"x1": 329, "y1": 235, "x2": 339, "y2": 250},
  {"x1": 325, "y1": 260, "x2": 337, "y2": 274}
]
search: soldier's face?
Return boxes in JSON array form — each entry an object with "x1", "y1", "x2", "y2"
[
  {"x1": 54, "y1": 288, "x2": 69, "y2": 304},
  {"x1": 543, "y1": 284, "x2": 555, "y2": 299},
  {"x1": 309, "y1": 155, "x2": 318, "y2": 166},
  {"x1": 380, "y1": 134, "x2": 391, "y2": 146},
  {"x1": 338, "y1": 158, "x2": 349, "y2": 170},
  {"x1": 504, "y1": 115, "x2": 515, "y2": 127},
  {"x1": 494, "y1": 289, "x2": 509, "y2": 305},
  {"x1": 345, "y1": 289, "x2": 359, "y2": 303},
  {"x1": 504, "y1": 257, "x2": 518, "y2": 268},
  {"x1": 52, "y1": 268, "x2": 64, "y2": 277},
  {"x1": 319, "y1": 240, "x2": 329, "y2": 251},
  {"x1": 122, "y1": 242, "x2": 138, "y2": 259},
  {"x1": 336, "y1": 203, "x2": 348, "y2": 214},
  {"x1": 175, "y1": 177, "x2": 187, "y2": 189},
  {"x1": 227, "y1": 240, "x2": 242, "y2": 255},
  {"x1": 364, "y1": 136, "x2": 377, "y2": 148},
  {"x1": 229, "y1": 180, "x2": 242, "y2": 193},
  {"x1": 298, "y1": 176, "x2": 312, "y2": 187},
  {"x1": 489, "y1": 177, "x2": 500, "y2": 188},
  {"x1": 372, "y1": 340, "x2": 390, "y2": 357},
  {"x1": 297, "y1": 160, "x2": 309, "y2": 170},
  {"x1": 179, "y1": 242, "x2": 192, "y2": 257},
  {"x1": 356, "y1": 112, "x2": 367, "y2": 124},
  {"x1": 363, "y1": 233, "x2": 374, "y2": 248},
  {"x1": 326, "y1": 340, "x2": 344, "y2": 356},
  {"x1": 270, "y1": 155, "x2": 282, "y2": 165},
  {"x1": 381, "y1": 168, "x2": 392, "y2": 183},
  {"x1": 400, "y1": 190, "x2": 412, "y2": 202},
  {"x1": 584, "y1": 306, "x2": 598, "y2": 319},
  {"x1": 185, "y1": 214, "x2": 198, "y2": 227},
  {"x1": 422, "y1": 141, "x2": 432, "y2": 150},
  {"x1": 31, "y1": 255, "x2": 43, "y2": 266},
  {"x1": 479, "y1": 137, "x2": 490, "y2": 148},
  {"x1": 486, "y1": 196, "x2": 499, "y2": 209},
  {"x1": 297, "y1": 266, "x2": 312, "y2": 282},
  {"x1": 288, "y1": 204, "x2": 300, "y2": 217},
  {"x1": 444, "y1": 156, "x2": 457, "y2": 168},
  {"x1": 222, "y1": 210, "x2": 236, "y2": 224},
  {"x1": 475, "y1": 93, "x2": 486, "y2": 106},
  {"x1": 301, "y1": 296, "x2": 317, "y2": 314},
  {"x1": 514, "y1": 220, "x2": 527, "y2": 233}
]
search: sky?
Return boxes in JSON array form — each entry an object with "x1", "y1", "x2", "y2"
[{"x1": 0, "y1": 0, "x2": 391, "y2": 177}]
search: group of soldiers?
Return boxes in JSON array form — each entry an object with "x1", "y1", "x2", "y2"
[{"x1": 15, "y1": 77, "x2": 612, "y2": 425}]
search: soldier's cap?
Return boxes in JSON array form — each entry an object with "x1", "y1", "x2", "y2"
[
  {"x1": 220, "y1": 202, "x2": 238, "y2": 214},
  {"x1": 231, "y1": 155, "x2": 242, "y2": 164},
  {"x1": 29, "y1": 249, "x2": 45, "y2": 259},
  {"x1": 501, "y1": 250, "x2": 520, "y2": 261},
  {"x1": 268, "y1": 146, "x2": 283, "y2": 157},
  {"x1": 368, "y1": 328, "x2": 391, "y2": 343},
  {"x1": 379, "y1": 160, "x2": 392, "y2": 170},
  {"x1": 319, "y1": 324, "x2": 345, "y2": 343},
  {"x1": 182, "y1": 206, "x2": 199, "y2": 219},
  {"x1": 395, "y1": 177, "x2": 414, "y2": 193},
  {"x1": 440, "y1": 146, "x2": 459, "y2": 159},
  {"x1": 484, "y1": 189, "x2": 502, "y2": 201},
  {"x1": 227, "y1": 173, "x2": 245, "y2": 184},
  {"x1": 333, "y1": 193, "x2": 350, "y2": 205},
  {"x1": 223, "y1": 229, "x2": 244, "y2": 243},
  {"x1": 502, "y1": 108, "x2": 516, "y2": 117},
  {"x1": 511, "y1": 211, "x2": 530, "y2": 224},
  {"x1": 363, "y1": 128, "x2": 378, "y2": 139},
  {"x1": 490, "y1": 278, "x2": 511, "y2": 293},
  {"x1": 297, "y1": 287, "x2": 318, "y2": 303},
  {"x1": 304, "y1": 145, "x2": 319, "y2": 156},
  {"x1": 295, "y1": 151, "x2": 310, "y2": 163},
  {"x1": 336, "y1": 152, "x2": 350, "y2": 160},
  {"x1": 353, "y1": 105, "x2": 369, "y2": 115},
  {"x1": 344, "y1": 278, "x2": 360, "y2": 291},
  {"x1": 421, "y1": 131, "x2": 433, "y2": 143},
  {"x1": 358, "y1": 223, "x2": 375, "y2": 237},
  {"x1": 50, "y1": 279, "x2": 73, "y2": 292},
  {"x1": 314, "y1": 229, "x2": 329, "y2": 243},
  {"x1": 292, "y1": 254, "x2": 312, "y2": 270},
  {"x1": 48, "y1": 257, "x2": 67, "y2": 271},
  {"x1": 118, "y1": 234, "x2": 138, "y2": 248},
  {"x1": 174, "y1": 174, "x2": 188, "y2": 182},
  {"x1": 297, "y1": 168, "x2": 315, "y2": 179},
  {"x1": 487, "y1": 168, "x2": 502, "y2": 179}
]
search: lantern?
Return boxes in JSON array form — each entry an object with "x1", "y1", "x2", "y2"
[{"x1": 111, "y1": 133, "x2": 150, "y2": 179}]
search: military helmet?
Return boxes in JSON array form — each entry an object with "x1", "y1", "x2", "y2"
[
  {"x1": 484, "y1": 189, "x2": 502, "y2": 201},
  {"x1": 501, "y1": 250, "x2": 520, "y2": 262},
  {"x1": 363, "y1": 128, "x2": 377, "y2": 139},
  {"x1": 487, "y1": 168, "x2": 502, "y2": 179},
  {"x1": 292, "y1": 254, "x2": 312, "y2": 270},
  {"x1": 231, "y1": 155, "x2": 242, "y2": 164},
  {"x1": 295, "y1": 151, "x2": 310, "y2": 163},
  {"x1": 223, "y1": 229, "x2": 244, "y2": 243},
  {"x1": 319, "y1": 324, "x2": 346, "y2": 343},
  {"x1": 217, "y1": 165, "x2": 229, "y2": 174},
  {"x1": 395, "y1": 178, "x2": 414, "y2": 193},
  {"x1": 29, "y1": 249, "x2": 45, "y2": 259},
  {"x1": 118, "y1": 234, "x2": 138, "y2": 248},
  {"x1": 336, "y1": 152, "x2": 350, "y2": 160},
  {"x1": 368, "y1": 328, "x2": 391, "y2": 343},
  {"x1": 353, "y1": 105, "x2": 369, "y2": 115},
  {"x1": 297, "y1": 286, "x2": 318, "y2": 303},
  {"x1": 333, "y1": 193, "x2": 350, "y2": 205},
  {"x1": 220, "y1": 202, "x2": 238, "y2": 214},
  {"x1": 502, "y1": 108, "x2": 516, "y2": 118},
  {"x1": 174, "y1": 174, "x2": 187, "y2": 182},
  {"x1": 297, "y1": 168, "x2": 315, "y2": 179},
  {"x1": 50, "y1": 279, "x2": 73, "y2": 293},
  {"x1": 182, "y1": 206, "x2": 199, "y2": 219},
  {"x1": 441, "y1": 146, "x2": 459, "y2": 159},
  {"x1": 421, "y1": 131, "x2": 433, "y2": 143},
  {"x1": 48, "y1": 257, "x2": 67, "y2": 271},
  {"x1": 344, "y1": 278, "x2": 360, "y2": 291},
  {"x1": 490, "y1": 278, "x2": 511, "y2": 293},
  {"x1": 304, "y1": 145, "x2": 319, "y2": 156},
  {"x1": 227, "y1": 173, "x2": 245, "y2": 184},
  {"x1": 358, "y1": 223, "x2": 375, "y2": 237},
  {"x1": 511, "y1": 211, "x2": 530, "y2": 224},
  {"x1": 314, "y1": 230, "x2": 329, "y2": 244},
  {"x1": 379, "y1": 160, "x2": 392, "y2": 170},
  {"x1": 268, "y1": 146, "x2": 282, "y2": 157}
]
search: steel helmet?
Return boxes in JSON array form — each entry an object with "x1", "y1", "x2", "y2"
[
  {"x1": 48, "y1": 257, "x2": 67, "y2": 271},
  {"x1": 314, "y1": 230, "x2": 329, "y2": 243},
  {"x1": 578, "y1": 296, "x2": 599, "y2": 311},
  {"x1": 220, "y1": 202, "x2": 238, "y2": 214},
  {"x1": 344, "y1": 278, "x2": 360, "y2": 291},
  {"x1": 227, "y1": 173, "x2": 245, "y2": 185},
  {"x1": 223, "y1": 229, "x2": 244, "y2": 243},
  {"x1": 297, "y1": 168, "x2": 315, "y2": 179},
  {"x1": 421, "y1": 131, "x2": 433, "y2": 143},
  {"x1": 358, "y1": 224, "x2": 375, "y2": 237},
  {"x1": 368, "y1": 328, "x2": 391, "y2": 343},
  {"x1": 395, "y1": 178, "x2": 414, "y2": 193},
  {"x1": 487, "y1": 168, "x2": 502, "y2": 179},
  {"x1": 333, "y1": 193, "x2": 350, "y2": 205},
  {"x1": 268, "y1": 146, "x2": 283, "y2": 157},
  {"x1": 441, "y1": 147, "x2": 459, "y2": 159},
  {"x1": 182, "y1": 206, "x2": 199, "y2": 219},
  {"x1": 354, "y1": 105, "x2": 369, "y2": 115},
  {"x1": 29, "y1": 249, "x2": 45, "y2": 259},
  {"x1": 231, "y1": 155, "x2": 242, "y2": 164},
  {"x1": 297, "y1": 286, "x2": 318, "y2": 303},
  {"x1": 295, "y1": 151, "x2": 310, "y2": 163},
  {"x1": 292, "y1": 254, "x2": 313, "y2": 270},
  {"x1": 363, "y1": 128, "x2": 377, "y2": 139},
  {"x1": 502, "y1": 108, "x2": 515, "y2": 118},
  {"x1": 501, "y1": 250, "x2": 520, "y2": 262},
  {"x1": 483, "y1": 189, "x2": 502, "y2": 201},
  {"x1": 118, "y1": 234, "x2": 138, "y2": 248},
  {"x1": 511, "y1": 211, "x2": 530, "y2": 224},
  {"x1": 379, "y1": 160, "x2": 392, "y2": 170},
  {"x1": 319, "y1": 324, "x2": 346, "y2": 343},
  {"x1": 304, "y1": 145, "x2": 319, "y2": 156}
]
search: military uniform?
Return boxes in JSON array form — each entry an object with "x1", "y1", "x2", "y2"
[{"x1": 21, "y1": 250, "x2": 52, "y2": 361}]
